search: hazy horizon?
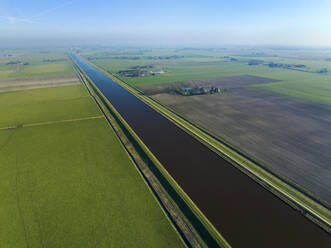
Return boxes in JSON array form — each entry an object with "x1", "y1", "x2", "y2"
[{"x1": 0, "y1": 0, "x2": 330, "y2": 48}]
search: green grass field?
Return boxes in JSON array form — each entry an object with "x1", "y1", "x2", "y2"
[
  {"x1": 0, "y1": 85, "x2": 185, "y2": 248},
  {"x1": 0, "y1": 62, "x2": 74, "y2": 78},
  {"x1": 252, "y1": 70, "x2": 331, "y2": 105},
  {"x1": 0, "y1": 49, "x2": 74, "y2": 78},
  {"x1": 0, "y1": 85, "x2": 100, "y2": 127},
  {"x1": 88, "y1": 48, "x2": 331, "y2": 105}
]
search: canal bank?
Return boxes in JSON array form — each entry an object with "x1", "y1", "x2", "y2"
[
  {"x1": 74, "y1": 63, "x2": 229, "y2": 248},
  {"x1": 71, "y1": 53, "x2": 330, "y2": 248}
]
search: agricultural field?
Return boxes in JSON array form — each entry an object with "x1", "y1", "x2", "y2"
[
  {"x1": 0, "y1": 74, "x2": 80, "y2": 93},
  {"x1": 85, "y1": 47, "x2": 331, "y2": 105},
  {"x1": 0, "y1": 48, "x2": 74, "y2": 78},
  {"x1": 0, "y1": 48, "x2": 79, "y2": 92},
  {"x1": 0, "y1": 85, "x2": 99, "y2": 127},
  {"x1": 146, "y1": 80, "x2": 331, "y2": 203},
  {"x1": 83, "y1": 47, "x2": 331, "y2": 204},
  {"x1": 0, "y1": 82, "x2": 185, "y2": 247}
]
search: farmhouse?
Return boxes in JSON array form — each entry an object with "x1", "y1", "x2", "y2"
[{"x1": 150, "y1": 70, "x2": 165, "y2": 76}]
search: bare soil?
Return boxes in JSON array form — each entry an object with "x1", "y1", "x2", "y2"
[
  {"x1": 0, "y1": 74, "x2": 80, "y2": 92},
  {"x1": 140, "y1": 76, "x2": 331, "y2": 203}
]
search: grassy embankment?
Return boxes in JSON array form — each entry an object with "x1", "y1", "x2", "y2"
[
  {"x1": 74, "y1": 61, "x2": 231, "y2": 248},
  {"x1": 89, "y1": 59, "x2": 331, "y2": 231},
  {"x1": 0, "y1": 84, "x2": 186, "y2": 247}
]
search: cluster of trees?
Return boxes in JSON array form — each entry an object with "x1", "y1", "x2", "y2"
[
  {"x1": 223, "y1": 56, "x2": 238, "y2": 62},
  {"x1": 118, "y1": 69, "x2": 146, "y2": 77},
  {"x1": 145, "y1": 55, "x2": 185, "y2": 60},
  {"x1": 267, "y1": 62, "x2": 306, "y2": 69},
  {"x1": 87, "y1": 55, "x2": 185, "y2": 61},
  {"x1": 42, "y1": 58, "x2": 67, "y2": 62},
  {"x1": 316, "y1": 68, "x2": 328, "y2": 74},
  {"x1": 132, "y1": 65, "x2": 154, "y2": 69},
  {"x1": 86, "y1": 56, "x2": 140, "y2": 60},
  {"x1": 248, "y1": 60, "x2": 264, "y2": 65},
  {"x1": 266, "y1": 62, "x2": 328, "y2": 74},
  {"x1": 6, "y1": 61, "x2": 29, "y2": 65},
  {"x1": 177, "y1": 86, "x2": 222, "y2": 96}
]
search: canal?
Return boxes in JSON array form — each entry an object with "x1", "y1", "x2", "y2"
[{"x1": 71, "y1": 54, "x2": 330, "y2": 248}]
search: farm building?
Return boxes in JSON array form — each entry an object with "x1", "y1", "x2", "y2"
[{"x1": 178, "y1": 86, "x2": 221, "y2": 96}]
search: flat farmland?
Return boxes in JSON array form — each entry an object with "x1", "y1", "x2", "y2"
[
  {"x1": 90, "y1": 48, "x2": 331, "y2": 105},
  {"x1": 141, "y1": 76, "x2": 331, "y2": 203},
  {"x1": 0, "y1": 85, "x2": 100, "y2": 127},
  {"x1": 0, "y1": 74, "x2": 80, "y2": 92},
  {"x1": 0, "y1": 49, "x2": 74, "y2": 78},
  {"x1": 137, "y1": 75, "x2": 280, "y2": 95},
  {"x1": 2, "y1": 62, "x2": 74, "y2": 78},
  {"x1": 0, "y1": 59, "x2": 74, "y2": 78},
  {"x1": 0, "y1": 84, "x2": 185, "y2": 247}
]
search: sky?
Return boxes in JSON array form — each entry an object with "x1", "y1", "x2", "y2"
[{"x1": 0, "y1": 0, "x2": 330, "y2": 47}]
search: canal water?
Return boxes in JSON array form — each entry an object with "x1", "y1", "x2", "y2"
[{"x1": 71, "y1": 54, "x2": 330, "y2": 247}]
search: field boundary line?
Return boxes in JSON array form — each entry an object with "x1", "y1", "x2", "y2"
[{"x1": 0, "y1": 115, "x2": 104, "y2": 130}]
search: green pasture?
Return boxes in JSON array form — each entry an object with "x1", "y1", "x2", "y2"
[
  {"x1": 0, "y1": 119, "x2": 184, "y2": 248},
  {"x1": 252, "y1": 70, "x2": 331, "y2": 105},
  {"x1": 0, "y1": 82, "x2": 184, "y2": 247},
  {"x1": 90, "y1": 50, "x2": 331, "y2": 105},
  {"x1": 0, "y1": 62, "x2": 74, "y2": 78},
  {"x1": 0, "y1": 49, "x2": 74, "y2": 78},
  {"x1": 0, "y1": 85, "x2": 100, "y2": 127}
]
